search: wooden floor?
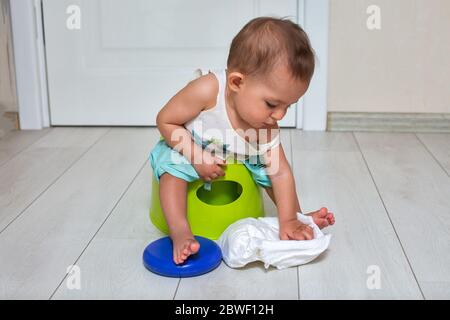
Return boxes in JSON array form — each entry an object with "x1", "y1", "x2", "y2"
[{"x1": 0, "y1": 127, "x2": 449, "y2": 300}]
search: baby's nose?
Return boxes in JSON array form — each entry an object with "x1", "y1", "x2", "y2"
[{"x1": 271, "y1": 109, "x2": 285, "y2": 121}]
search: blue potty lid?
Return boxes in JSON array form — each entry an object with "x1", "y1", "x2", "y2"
[{"x1": 143, "y1": 236, "x2": 222, "y2": 278}]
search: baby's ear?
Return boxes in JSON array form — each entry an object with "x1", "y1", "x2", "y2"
[{"x1": 228, "y1": 71, "x2": 244, "y2": 91}]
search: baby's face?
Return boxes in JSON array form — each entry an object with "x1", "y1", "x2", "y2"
[{"x1": 227, "y1": 65, "x2": 309, "y2": 129}]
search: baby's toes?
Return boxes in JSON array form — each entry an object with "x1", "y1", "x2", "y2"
[
  {"x1": 327, "y1": 213, "x2": 335, "y2": 225},
  {"x1": 319, "y1": 207, "x2": 329, "y2": 216},
  {"x1": 173, "y1": 251, "x2": 180, "y2": 265},
  {"x1": 182, "y1": 246, "x2": 191, "y2": 256},
  {"x1": 311, "y1": 207, "x2": 329, "y2": 221},
  {"x1": 179, "y1": 253, "x2": 188, "y2": 263},
  {"x1": 190, "y1": 241, "x2": 200, "y2": 255},
  {"x1": 175, "y1": 245, "x2": 189, "y2": 265}
]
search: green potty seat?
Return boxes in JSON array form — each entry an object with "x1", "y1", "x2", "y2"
[{"x1": 150, "y1": 163, "x2": 265, "y2": 240}]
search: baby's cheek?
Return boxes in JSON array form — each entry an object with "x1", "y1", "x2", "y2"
[
  {"x1": 242, "y1": 107, "x2": 256, "y2": 120},
  {"x1": 257, "y1": 109, "x2": 270, "y2": 120},
  {"x1": 251, "y1": 110, "x2": 265, "y2": 121}
]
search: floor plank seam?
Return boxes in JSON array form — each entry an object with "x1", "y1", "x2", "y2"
[
  {"x1": 414, "y1": 134, "x2": 450, "y2": 178},
  {"x1": 351, "y1": 132, "x2": 426, "y2": 300},
  {"x1": 289, "y1": 130, "x2": 301, "y2": 300},
  {"x1": 48, "y1": 157, "x2": 149, "y2": 300},
  {"x1": 288, "y1": 130, "x2": 302, "y2": 300},
  {"x1": 0, "y1": 128, "x2": 53, "y2": 169},
  {"x1": 172, "y1": 278, "x2": 182, "y2": 300},
  {"x1": 0, "y1": 128, "x2": 112, "y2": 236}
]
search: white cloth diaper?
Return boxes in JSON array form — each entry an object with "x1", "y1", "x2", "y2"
[{"x1": 217, "y1": 212, "x2": 332, "y2": 270}]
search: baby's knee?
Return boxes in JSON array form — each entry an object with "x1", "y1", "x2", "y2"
[{"x1": 159, "y1": 172, "x2": 188, "y2": 184}]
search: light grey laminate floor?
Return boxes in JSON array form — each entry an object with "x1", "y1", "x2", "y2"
[{"x1": 0, "y1": 127, "x2": 449, "y2": 299}]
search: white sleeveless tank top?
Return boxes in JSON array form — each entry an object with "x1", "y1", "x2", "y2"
[{"x1": 184, "y1": 69, "x2": 280, "y2": 162}]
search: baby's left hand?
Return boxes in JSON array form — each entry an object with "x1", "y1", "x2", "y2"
[{"x1": 279, "y1": 219, "x2": 314, "y2": 241}]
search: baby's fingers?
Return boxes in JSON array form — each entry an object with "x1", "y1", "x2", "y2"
[
  {"x1": 302, "y1": 229, "x2": 314, "y2": 240},
  {"x1": 214, "y1": 157, "x2": 227, "y2": 167},
  {"x1": 292, "y1": 227, "x2": 313, "y2": 241},
  {"x1": 216, "y1": 168, "x2": 225, "y2": 176},
  {"x1": 279, "y1": 232, "x2": 290, "y2": 240}
]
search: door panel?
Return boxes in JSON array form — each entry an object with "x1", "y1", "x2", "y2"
[{"x1": 43, "y1": 0, "x2": 299, "y2": 126}]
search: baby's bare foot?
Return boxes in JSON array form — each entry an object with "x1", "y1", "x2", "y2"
[
  {"x1": 308, "y1": 207, "x2": 335, "y2": 229},
  {"x1": 171, "y1": 233, "x2": 200, "y2": 265}
]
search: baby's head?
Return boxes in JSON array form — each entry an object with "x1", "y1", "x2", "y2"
[{"x1": 226, "y1": 17, "x2": 315, "y2": 128}]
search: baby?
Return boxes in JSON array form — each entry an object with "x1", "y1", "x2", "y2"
[{"x1": 151, "y1": 17, "x2": 335, "y2": 265}]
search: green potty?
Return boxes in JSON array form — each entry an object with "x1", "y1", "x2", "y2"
[{"x1": 150, "y1": 163, "x2": 265, "y2": 240}]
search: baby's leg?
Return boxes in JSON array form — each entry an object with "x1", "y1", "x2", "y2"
[{"x1": 159, "y1": 173, "x2": 200, "y2": 264}]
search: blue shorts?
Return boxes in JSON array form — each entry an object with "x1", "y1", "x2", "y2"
[{"x1": 149, "y1": 137, "x2": 272, "y2": 188}]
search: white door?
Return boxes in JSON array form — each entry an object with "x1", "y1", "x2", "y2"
[{"x1": 43, "y1": 0, "x2": 301, "y2": 127}]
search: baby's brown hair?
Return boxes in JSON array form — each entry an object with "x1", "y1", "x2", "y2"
[{"x1": 227, "y1": 17, "x2": 315, "y2": 83}]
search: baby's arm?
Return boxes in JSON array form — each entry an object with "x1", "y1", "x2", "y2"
[
  {"x1": 156, "y1": 74, "x2": 227, "y2": 181},
  {"x1": 156, "y1": 74, "x2": 217, "y2": 163},
  {"x1": 263, "y1": 142, "x2": 314, "y2": 240}
]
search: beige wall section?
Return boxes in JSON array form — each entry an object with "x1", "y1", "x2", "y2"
[
  {"x1": 0, "y1": 0, "x2": 17, "y2": 111},
  {"x1": 328, "y1": 0, "x2": 450, "y2": 113},
  {"x1": 1, "y1": 0, "x2": 18, "y2": 134}
]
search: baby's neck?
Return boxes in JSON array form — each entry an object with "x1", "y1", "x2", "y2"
[{"x1": 224, "y1": 86, "x2": 260, "y2": 144}]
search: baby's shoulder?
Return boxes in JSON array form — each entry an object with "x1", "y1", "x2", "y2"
[{"x1": 187, "y1": 72, "x2": 219, "y2": 111}]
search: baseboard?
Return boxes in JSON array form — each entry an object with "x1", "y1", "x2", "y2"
[
  {"x1": 327, "y1": 112, "x2": 450, "y2": 133},
  {"x1": 1, "y1": 111, "x2": 20, "y2": 133}
]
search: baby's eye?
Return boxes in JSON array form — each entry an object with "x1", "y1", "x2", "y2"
[{"x1": 265, "y1": 101, "x2": 277, "y2": 108}]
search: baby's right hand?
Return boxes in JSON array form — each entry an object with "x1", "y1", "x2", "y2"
[
  {"x1": 279, "y1": 219, "x2": 314, "y2": 241},
  {"x1": 192, "y1": 150, "x2": 227, "y2": 182}
]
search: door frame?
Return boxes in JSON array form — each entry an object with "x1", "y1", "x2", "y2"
[
  {"x1": 299, "y1": 0, "x2": 329, "y2": 130},
  {"x1": 10, "y1": 0, "x2": 329, "y2": 131},
  {"x1": 10, "y1": 0, "x2": 49, "y2": 130}
]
